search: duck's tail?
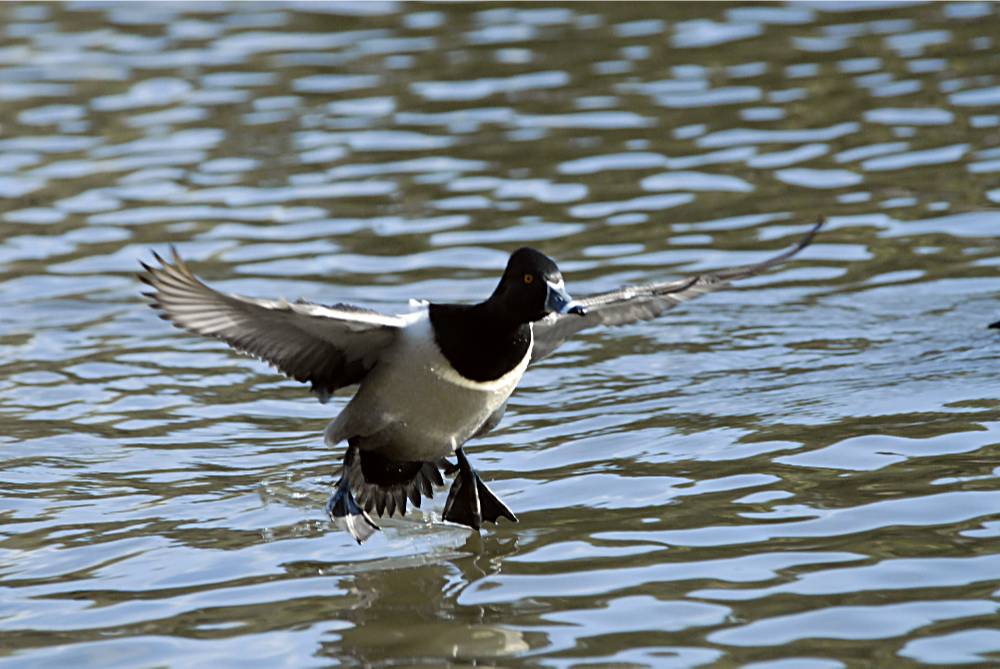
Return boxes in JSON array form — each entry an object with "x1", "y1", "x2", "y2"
[{"x1": 338, "y1": 445, "x2": 446, "y2": 519}]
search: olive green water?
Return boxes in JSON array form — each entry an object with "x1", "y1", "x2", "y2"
[{"x1": 2, "y1": 2, "x2": 1000, "y2": 667}]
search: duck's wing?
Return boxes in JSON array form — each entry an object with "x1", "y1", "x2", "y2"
[
  {"x1": 531, "y1": 218, "x2": 824, "y2": 362},
  {"x1": 138, "y1": 248, "x2": 407, "y2": 402}
]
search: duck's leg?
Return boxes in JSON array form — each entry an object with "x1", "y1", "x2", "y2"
[
  {"x1": 442, "y1": 448, "x2": 517, "y2": 529},
  {"x1": 326, "y1": 444, "x2": 380, "y2": 544}
]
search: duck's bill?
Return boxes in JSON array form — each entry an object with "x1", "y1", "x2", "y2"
[{"x1": 545, "y1": 280, "x2": 587, "y2": 316}]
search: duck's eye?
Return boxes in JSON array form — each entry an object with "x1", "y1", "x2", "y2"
[{"x1": 523, "y1": 273, "x2": 534, "y2": 285}]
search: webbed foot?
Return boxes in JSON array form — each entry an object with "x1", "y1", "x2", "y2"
[
  {"x1": 326, "y1": 445, "x2": 380, "y2": 544},
  {"x1": 442, "y1": 448, "x2": 517, "y2": 530}
]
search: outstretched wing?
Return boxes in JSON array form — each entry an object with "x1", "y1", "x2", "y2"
[
  {"x1": 531, "y1": 219, "x2": 824, "y2": 362},
  {"x1": 139, "y1": 248, "x2": 407, "y2": 402}
]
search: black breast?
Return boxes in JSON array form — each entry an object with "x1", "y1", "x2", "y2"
[{"x1": 429, "y1": 304, "x2": 531, "y2": 382}]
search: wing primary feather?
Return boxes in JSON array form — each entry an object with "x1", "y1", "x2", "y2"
[{"x1": 138, "y1": 248, "x2": 404, "y2": 400}]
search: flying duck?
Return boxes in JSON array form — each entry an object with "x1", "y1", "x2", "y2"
[{"x1": 139, "y1": 219, "x2": 822, "y2": 543}]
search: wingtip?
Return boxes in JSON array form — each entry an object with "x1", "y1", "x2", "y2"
[
  {"x1": 144, "y1": 246, "x2": 183, "y2": 270},
  {"x1": 797, "y1": 216, "x2": 825, "y2": 249},
  {"x1": 169, "y1": 244, "x2": 184, "y2": 268}
]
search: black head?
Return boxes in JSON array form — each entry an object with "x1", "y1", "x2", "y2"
[{"x1": 486, "y1": 247, "x2": 585, "y2": 324}]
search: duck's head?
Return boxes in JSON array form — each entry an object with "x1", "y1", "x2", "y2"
[{"x1": 488, "y1": 247, "x2": 586, "y2": 324}]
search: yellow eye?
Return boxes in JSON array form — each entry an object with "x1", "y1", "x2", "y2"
[{"x1": 523, "y1": 273, "x2": 534, "y2": 284}]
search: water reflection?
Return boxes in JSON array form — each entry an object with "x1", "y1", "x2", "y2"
[{"x1": 2, "y1": 1, "x2": 1000, "y2": 667}]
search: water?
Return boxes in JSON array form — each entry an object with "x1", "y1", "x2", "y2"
[{"x1": 2, "y1": 2, "x2": 999, "y2": 667}]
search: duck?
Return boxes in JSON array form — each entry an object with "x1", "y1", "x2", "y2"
[{"x1": 139, "y1": 219, "x2": 822, "y2": 543}]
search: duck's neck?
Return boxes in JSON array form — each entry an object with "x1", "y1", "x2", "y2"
[{"x1": 428, "y1": 302, "x2": 531, "y2": 382}]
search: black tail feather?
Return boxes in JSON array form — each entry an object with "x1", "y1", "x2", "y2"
[
  {"x1": 429, "y1": 461, "x2": 446, "y2": 487},
  {"x1": 342, "y1": 445, "x2": 445, "y2": 520},
  {"x1": 407, "y1": 482, "x2": 421, "y2": 507}
]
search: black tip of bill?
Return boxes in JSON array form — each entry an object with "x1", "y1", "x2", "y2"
[{"x1": 546, "y1": 279, "x2": 587, "y2": 317}]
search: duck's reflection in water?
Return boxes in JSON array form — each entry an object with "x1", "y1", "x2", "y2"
[{"x1": 316, "y1": 532, "x2": 536, "y2": 664}]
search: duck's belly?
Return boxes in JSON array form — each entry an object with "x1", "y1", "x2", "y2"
[
  {"x1": 327, "y1": 313, "x2": 531, "y2": 462},
  {"x1": 352, "y1": 369, "x2": 513, "y2": 460}
]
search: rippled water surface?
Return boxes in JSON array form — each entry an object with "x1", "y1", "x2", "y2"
[{"x1": 3, "y1": 2, "x2": 1000, "y2": 667}]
